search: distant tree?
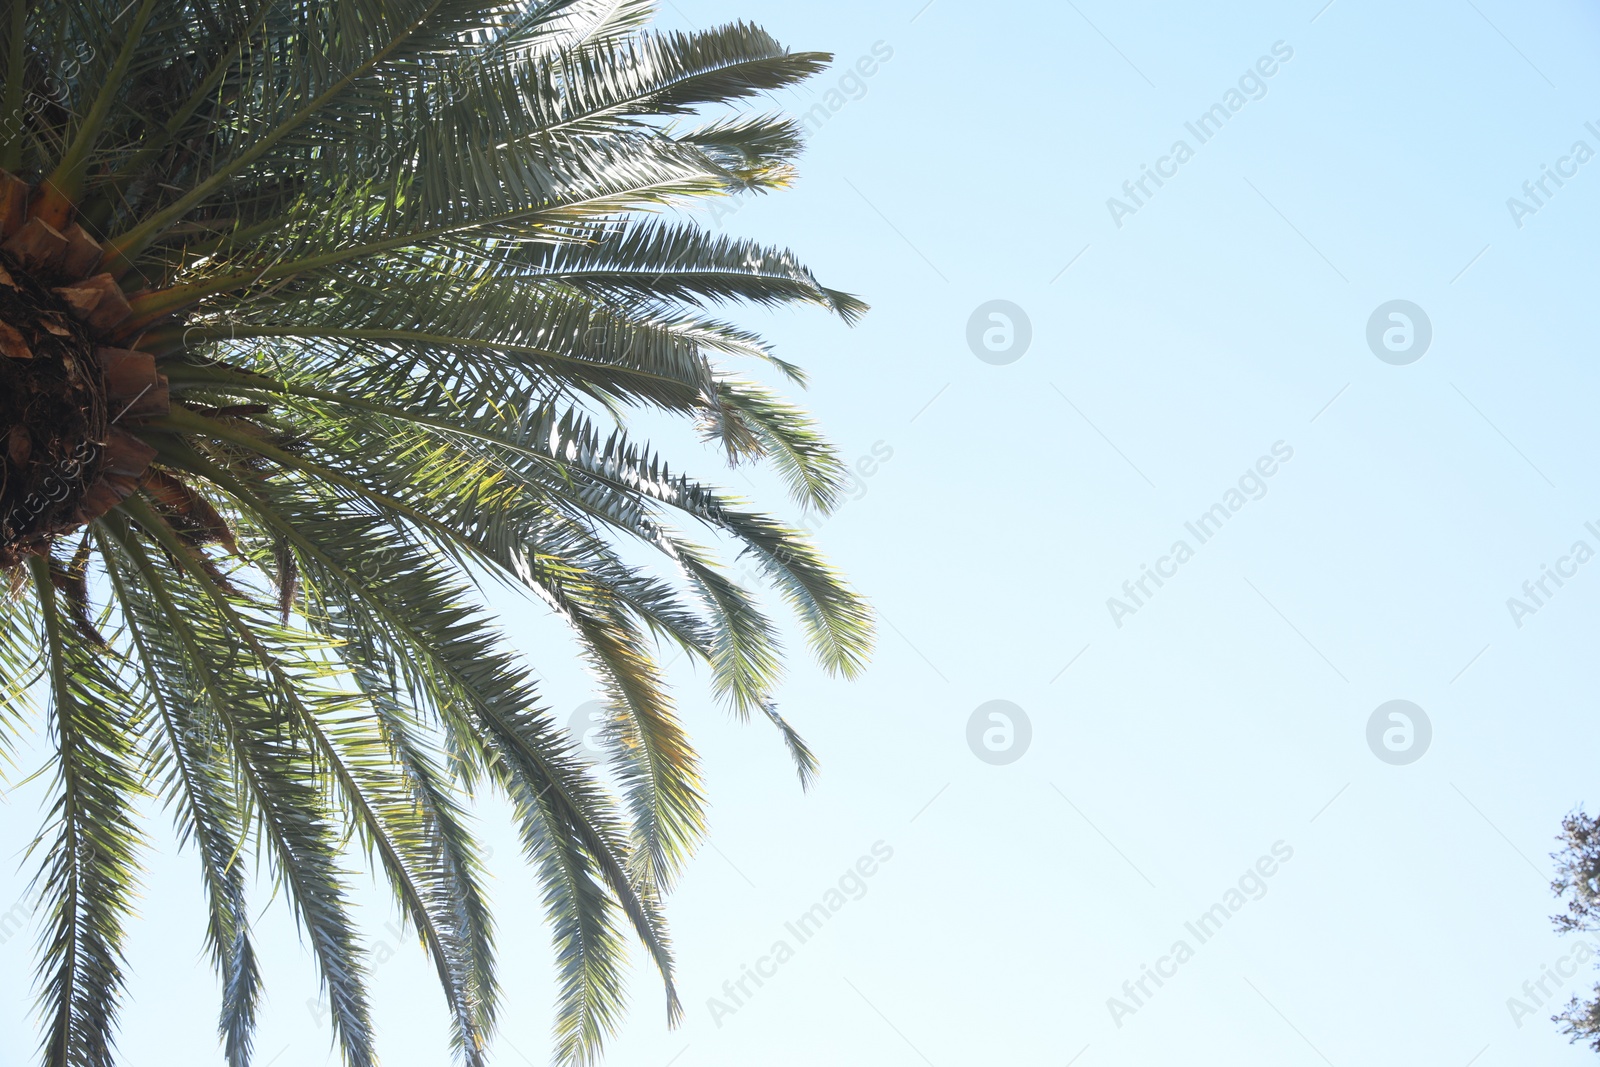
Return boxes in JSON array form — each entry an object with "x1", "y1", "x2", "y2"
[{"x1": 1551, "y1": 811, "x2": 1600, "y2": 1047}]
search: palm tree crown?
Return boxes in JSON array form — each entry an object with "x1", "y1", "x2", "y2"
[{"x1": 0, "y1": 2, "x2": 871, "y2": 1065}]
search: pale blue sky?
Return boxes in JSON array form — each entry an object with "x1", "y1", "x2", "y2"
[{"x1": 7, "y1": 1, "x2": 1600, "y2": 1065}]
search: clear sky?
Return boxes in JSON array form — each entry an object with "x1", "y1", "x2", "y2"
[{"x1": 7, "y1": 1, "x2": 1600, "y2": 1065}]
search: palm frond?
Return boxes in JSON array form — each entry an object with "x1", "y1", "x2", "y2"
[{"x1": 26, "y1": 554, "x2": 143, "y2": 1067}]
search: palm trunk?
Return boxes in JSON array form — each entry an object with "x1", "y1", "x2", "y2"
[{"x1": 0, "y1": 173, "x2": 165, "y2": 569}]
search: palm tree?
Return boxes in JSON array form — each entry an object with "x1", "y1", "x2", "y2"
[{"x1": 0, "y1": 3, "x2": 872, "y2": 1065}]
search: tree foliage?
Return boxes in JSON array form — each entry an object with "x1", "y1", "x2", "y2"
[
  {"x1": 0, "y1": 2, "x2": 870, "y2": 1064},
  {"x1": 1553, "y1": 811, "x2": 1600, "y2": 1048}
]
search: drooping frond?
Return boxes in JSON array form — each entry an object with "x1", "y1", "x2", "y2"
[{"x1": 26, "y1": 554, "x2": 143, "y2": 1067}]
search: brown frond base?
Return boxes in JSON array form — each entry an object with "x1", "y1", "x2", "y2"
[{"x1": 0, "y1": 174, "x2": 167, "y2": 570}]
